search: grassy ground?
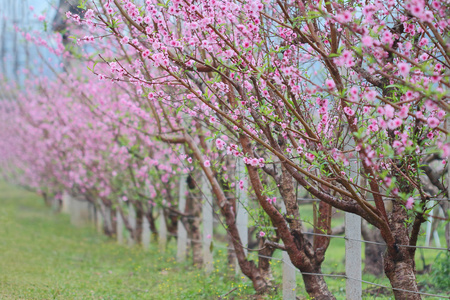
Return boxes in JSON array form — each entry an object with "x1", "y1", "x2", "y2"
[
  {"x1": 0, "y1": 183, "x2": 257, "y2": 299},
  {"x1": 0, "y1": 182, "x2": 448, "y2": 299}
]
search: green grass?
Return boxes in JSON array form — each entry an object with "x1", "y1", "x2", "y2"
[
  {"x1": 0, "y1": 183, "x2": 257, "y2": 299},
  {"x1": 0, "y1": 182, "x2": 448, "y2": 299}
]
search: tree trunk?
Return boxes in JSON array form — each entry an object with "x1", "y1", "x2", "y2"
[
  {"x1": 185, "y1": 191, "x2": 202, "y2": 266},
  {"x1": 302, "y1": 272, "x2": 335, "y2": 300},
  {"x1": 135, "y1": 202, "x2": 143, "y2": 243},
  {"x1": 110, "y1": 207, "x2": 117, "y2": 237},
  {"x1": 146, "y1": 206, "x2": 158, "y2": 242},
  {"x1": 384, "y1": 256, "x2": 421, "y2": 300},
  {"x1": 258, "y1": 238, "x2": 277, "y2": 286},
  {"x1": 384, "y1": 202, "x2": 421, "y2": 300}
]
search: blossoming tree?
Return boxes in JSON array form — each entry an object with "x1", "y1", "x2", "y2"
[
  {"x1": 64, "y1": 0, "x2": 448, "y2": 298},
  {"x1": 1, "y1": 0, "x2": 449, "y2": 298}
]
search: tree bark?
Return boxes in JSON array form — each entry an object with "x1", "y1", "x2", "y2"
[
  {"x1": 145, "y1": 205, "x2": 158, "y2": 242},
  {"x1": 385, "y1": 256, "x2": 421, "y2": 300},
  {"x1": 185, "y1": 188, "x2": 203, "y2": 266},
  {"x1": 134, "y1": 202, "x2": 143, "y2": 243},
  {"x1": 384, "y1": 202, "x2": 421, "y2": 300}
]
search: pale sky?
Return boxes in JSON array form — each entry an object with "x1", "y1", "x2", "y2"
[{"x1": 0, "y1": 0, "x2": 60, "y2": 82}]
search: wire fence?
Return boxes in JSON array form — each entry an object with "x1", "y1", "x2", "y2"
[
  {"x1": 164, "y1": 231, "x2": 450, "y2": 299},
  {"x1": 63, "y1": 189, "x2": 450, "y2": 299},
  {"x1": 181, "y1": 215, "x2": 449, "y2": 252}
]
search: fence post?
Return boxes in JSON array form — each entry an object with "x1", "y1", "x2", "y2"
[
  {"x1": 88, "y1": 202, "x2": 95, "y2": 223},
  {"x1": 61, "y1": 190, "x2": 70, "y2": 213},
  {"x1": 281, "y1": 202, "x2": 296, "y2": 299},
  {"x1": 128, "y1": 203, "x2": 136, "y2": 246},
  {"x1": 177, "y1": 175, "x2": 188, "y2": 262},
  {"x1": 345, "y1": 141, "x2": 362, "y2": 299},
  {"x1": 116, "y1": 209, "x2": 124, "y2": 245},
  {"x1": 70, "y1": 197, "x2": 90, "y2": 227},
  {"x1": 159, "y1": 207, "x2": 167, "y2": 252},
  {"x1": 235, "y1": 160, "x2": 249, "y2": 274},
  {"x1": 142, "y1": 214, "x2": 150, "y2": 250},
  {"x1": 201, "y1": 175, "x2": 214, "y2": 273},
  {"x1": 96, "y1": 202, "x2": 103, "y2": 234},
  {"x1": 345, "y1": 213, "x2": 362, "y2": 299}
]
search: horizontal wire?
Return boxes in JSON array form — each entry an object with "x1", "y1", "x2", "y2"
[
  {"x1": 158, "y1": 235, "x2": 449, "y2": 297},
  {"x1": 181, "y1": 196, "x2": 450, "y2": 201},
  {"x1": 283, "y1": 262, "x2": 450, "y2": 299},
  {"x1": 163, "y1": 223, "x2": 449, "y2": 251}
]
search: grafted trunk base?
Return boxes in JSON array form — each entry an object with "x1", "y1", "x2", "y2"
[
  {"x1": 302, "y1": 271, "x2": 336, "y2": 300},
  {"x1": 385, "y1": 257, "x2": 421, "y2": 300}
]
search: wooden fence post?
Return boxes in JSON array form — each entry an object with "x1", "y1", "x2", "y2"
[{"x1": 201, "y1": 175, "x2": 214, "y2": 273}]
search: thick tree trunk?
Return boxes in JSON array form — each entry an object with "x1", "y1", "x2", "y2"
[
  {"x1": 384, "y1": 202, "x2": 421, "y2": 300},
  {"x1": 302, "y1": 272, "x2": 334, "y2": 300},
  {"x1": 258, "y1": 239, "x2": 277, "y2": 285},
  {"x1": 384, "y1": 256, "x2": 421, "y2": 300}
]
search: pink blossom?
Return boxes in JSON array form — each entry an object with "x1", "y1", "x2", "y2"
[
  {"x1": 142, "y1": 49, "x2": 151, "y2": 58},
  {"x1": 239, "y1": 179, "x2": 245, "y2": 190},
  {"x1": 204, "y1": 160, "x2": 211, "y2": 167},
  {"x1": 344, "y1": 107, "x2": 355, "y2": 116},
  {"x1": 397, "y1": 63, "x2": 410, "y2": 77},
  {"x1": 306, "y1": 152, "x2": 315, "y2": 161},
  {"x1": 387, "y1": 118, "x2": 402, "y2": 130},
  {"x1": 361, "y1": 36, "x2": 373, "y2": 47},
  {"x1": 216, "y1": 138, "x2": 226, "y2": 150},
  {"x1": 384, "y1": 105, "x2": 395, "y2": 119},
  {"x1": 405, "y1": 197, "x2": 415, "y2": 210},
  {"x1": 325, "y1": 79, "x2": 335, "y2": 90},
  {"x1": 393, "y1": 140, "x2": 402, "y2": 148},
  {"x1": 364, "y1": 90, "x2": 377, "y2": 102},
  {"x1": 120, "y1": 36, "x2": 129, "y2": 44},
  {"x1": 437, "y1": 110, "x2": 446, "y2": 120},
  {"x1": 427, "y1": 117, "x2": 439, "y2": 128},
  {"x1": 259, "y1": 231, "x2": 266, "y2": 237}
]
